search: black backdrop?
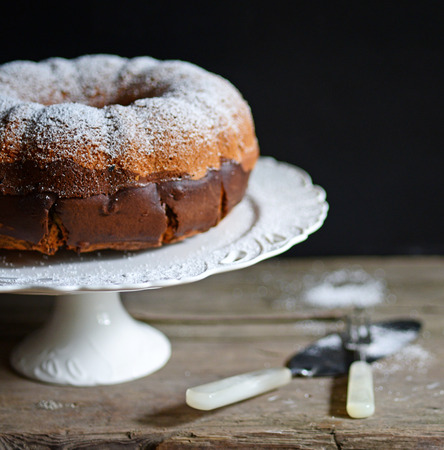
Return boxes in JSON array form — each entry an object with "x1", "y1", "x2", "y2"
[{"x1": 1, "y1": 1, "x2": 443, "y2": 256}]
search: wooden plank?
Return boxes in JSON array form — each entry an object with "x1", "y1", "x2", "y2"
[{"x1": 0, "y1": 256, "x2": 443, "y2": 448}]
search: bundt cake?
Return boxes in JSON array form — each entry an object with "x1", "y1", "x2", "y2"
[{"x1": 0, "y1": 55, "x2": 259, "y2": 255}]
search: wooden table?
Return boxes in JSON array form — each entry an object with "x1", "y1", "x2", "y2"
[{"x1": 0, "y1": 256, "x2": 443, "y2": 449}]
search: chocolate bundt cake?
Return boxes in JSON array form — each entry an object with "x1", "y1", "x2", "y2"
[{"x1": 0, "y1": 55, "x2": 259, "y2": 255}]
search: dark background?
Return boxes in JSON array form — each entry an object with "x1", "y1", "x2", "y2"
[{"x1": 1, "y1": 1, "x2": 443, "y2": 256}]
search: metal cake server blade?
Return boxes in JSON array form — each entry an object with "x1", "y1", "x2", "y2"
[
  {"x1": 186, "y1": 319, "x2": 421, "y2": 410},
  {"x1": 288, "y1": 319, "x2": 421, "y2": 377}
]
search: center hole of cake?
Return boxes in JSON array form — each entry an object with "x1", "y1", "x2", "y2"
[
  {"x1": 38, "y1": 85, "x2": 168, "y2": 108},
  {"x1": 88, "y1": 85, "x2": 168, "y2": 108}
]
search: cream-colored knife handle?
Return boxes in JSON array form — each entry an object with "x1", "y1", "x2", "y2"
[
  {"x1": 346, "y1": 360, "x2": 375, "y2": 418},
  {"x1": 186, "y1": 367, "x2": 292, "y2": 411}
]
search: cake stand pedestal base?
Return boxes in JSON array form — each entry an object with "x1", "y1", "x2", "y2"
[{"x1": 10, "y1": 292, "x2": 171, "y2": 386}]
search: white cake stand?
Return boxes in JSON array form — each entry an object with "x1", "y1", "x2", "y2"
[{"x1": 0, "y1": 157, "x2": 328, "y2": 386}]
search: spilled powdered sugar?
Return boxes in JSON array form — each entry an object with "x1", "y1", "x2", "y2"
[
  {"x1": 302, "y1": 268, "x2": 387, "y2": 309},
  {"x1": 270, "y1": 266, "x2": 387, "y2": 312},
  {"x1": 373, "y1": 344, "x2": 433, "y2": 375}
]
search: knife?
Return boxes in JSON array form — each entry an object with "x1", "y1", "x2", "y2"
[{"x1": 185, "y1": 319, "x2": 421, "y2": 411}]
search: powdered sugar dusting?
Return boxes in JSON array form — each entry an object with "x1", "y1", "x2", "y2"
[
  {"x1": 373, "y1": 344, "x2": 433, "y2": 375},
  {"x1": 0, "y1": 55, "x2": 256, "y2": 177},
  {"x1": 30, "y1": 103, "x2": 109, "y2": 169},
  {"x1": 366, "y1": 324, "x2": 419, "y2": 359}
]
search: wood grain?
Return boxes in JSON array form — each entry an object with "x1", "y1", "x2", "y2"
[{"x1": 0, "y1": 256, "x2": 443, "y2": 448}]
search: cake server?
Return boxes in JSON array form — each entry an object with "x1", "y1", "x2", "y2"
[{"x1": 186, "y1": 319, "x2": 421, "y2": 411}]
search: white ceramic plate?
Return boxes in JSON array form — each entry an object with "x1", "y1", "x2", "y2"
[{"x1": 0, "y1": 157, "x2": 328, "y2": 294}]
